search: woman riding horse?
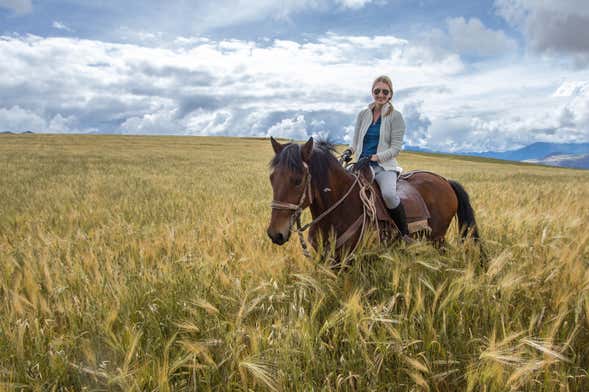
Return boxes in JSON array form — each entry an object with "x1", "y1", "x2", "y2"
[{"x1": 343, "y1": 75, "x2": 412, "y2": 242}]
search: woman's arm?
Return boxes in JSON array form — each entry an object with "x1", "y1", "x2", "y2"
[
  {"x1": 349, "y1": 112, "x2": 363, "y2": 154},
  {"x1": 376, "y1": 111, "x2": 406, "y2": 162}
]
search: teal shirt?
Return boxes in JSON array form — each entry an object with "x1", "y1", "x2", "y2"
[{"x1": 360, "y1": 117, "x2": 381, "y2": 165}]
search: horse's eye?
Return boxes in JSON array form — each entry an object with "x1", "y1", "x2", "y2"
[{"x1": 292, "y1": 178, "x2": 302, "y2": 186}]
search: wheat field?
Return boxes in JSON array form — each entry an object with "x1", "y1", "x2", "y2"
[{"x1": 0, "y1": 134, "x2": 588, "y2": 391}]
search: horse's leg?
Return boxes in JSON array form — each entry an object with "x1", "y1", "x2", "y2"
[{"x1": 433, "y1": 237, "x2": 447, "y2": 253}]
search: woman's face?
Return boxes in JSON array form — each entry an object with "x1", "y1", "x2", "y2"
[{"x1": 372, "y1": 81, "x2": 391, "y2": 106}]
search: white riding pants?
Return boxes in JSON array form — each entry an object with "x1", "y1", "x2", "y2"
[{"x1": 372, "y1": 165, "x2": 400, "y2": 209}]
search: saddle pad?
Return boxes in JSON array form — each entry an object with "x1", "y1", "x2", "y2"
[
  {"x1": 357, "y1": 166, "x2": 431, "y2": 234},
  {"x1": 369, "y1": 179, "x2": 431, "y2": 233},
  {"x1": 396, "y1": 179, "x2": 431, "y2": 223}
]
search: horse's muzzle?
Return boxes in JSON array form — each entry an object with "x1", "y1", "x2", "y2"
[{"x1": 267, "y1": 228, "x2": 290, "y2": 245}]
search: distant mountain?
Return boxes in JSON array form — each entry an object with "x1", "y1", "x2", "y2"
[
  {"x1": 404, "y1": 142, "x2": 589, "y2": 169},
  {"x1": 404, "y1": 145, "x2": 436, "y2": 153},
  {"x1": 524, "y1": 154, "x2": 589, "y2": 170},
  {"x1": 462, "y1": 142, "x2": 589, "y2": 162}
]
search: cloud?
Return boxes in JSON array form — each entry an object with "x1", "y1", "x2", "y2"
[
  {"x1": 0, "y1": 106, "x2": 45, "y2": 131},
  {"x1": 446, "y1": 17, "x2": 517, "y2": 57},
  {"x1": 0, "y1": 0, "x2": 31, "y2": 14},
  {"x1": 553, "y1": 81, "x2": 589, "y2": 97},
  {"x1": 0, "y1": 33, "x2": 587, "y2": 151},
  {"x1": 425, "y1": 17, "x2": 517, "y2": 58},
  {"x1": 400, "y1": 101, "x2": 431, "y2": 147},
  {"x1": 495, "y1": 0, "x2": 589, "y2": 64},
  {"x1": 52, "y1": 21, "x2": 74, "y2": 32},
  {"x1": 335, "y1": 0, "x2": 374, "y2": 9},
  {"x1": 266, "y1": 115, "x2": 309, "y2": 140},
  {"x1": 184, "y1": 0, "x2": 379, "y2": 32}
]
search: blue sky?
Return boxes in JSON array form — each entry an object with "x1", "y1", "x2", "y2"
[{"x1": 1, "y1": 0, "x2": 588, "y2": 152}]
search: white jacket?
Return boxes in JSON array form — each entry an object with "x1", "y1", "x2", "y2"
[{"x1": 349, "y1": 102, "x2": 406, "y2": 171}]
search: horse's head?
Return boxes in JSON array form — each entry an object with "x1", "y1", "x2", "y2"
[{"x1": 267, "y1": 137, "x2": 314, "y2": 245}]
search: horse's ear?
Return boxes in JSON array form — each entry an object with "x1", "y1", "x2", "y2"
[
  {"x1": 270, "y1": 137, "x2": 284, "y2": 154},
  {"x1": 301, "y1": 137, "x2": 314, "y2": 163}
]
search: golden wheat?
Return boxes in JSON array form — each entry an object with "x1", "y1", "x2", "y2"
[{"x1": 0, "y1": 134, "x2": 588, "y2": 391}]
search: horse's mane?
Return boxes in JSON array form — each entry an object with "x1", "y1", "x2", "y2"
[{"x1": 269, "y1": 138, "x2": 343, "y2": 191}]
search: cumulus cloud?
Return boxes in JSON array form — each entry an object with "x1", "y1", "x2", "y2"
[
  {"x1": 48, "y1": 113, "x2": 77, "y2": 132},
  {"x1": 400, "y1": 101, "x2": 431, "y2": 147},
  {"x1": 495, "y1": 0, "x2": 589, "y2": 65},
  {"x1": 0, "y1": 106, "x2": 45, "y2": 131},
  {"x1": 266, "y1": 115, "x2": 309, "y2": 140},
  {"x1": 0, "y1": 33, "x2": 587, "y2": 151},
  {"x1": 0, "y1": 0, "x2": 31, "y2": 14}
]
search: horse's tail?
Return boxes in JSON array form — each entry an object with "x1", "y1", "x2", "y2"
[{"x1": 448, "y1": 180, "x2": 480, "y2": 241}]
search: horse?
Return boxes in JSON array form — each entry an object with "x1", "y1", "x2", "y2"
[{"x1": 267, "y1": 137, "x2": 482, "y2": 261}]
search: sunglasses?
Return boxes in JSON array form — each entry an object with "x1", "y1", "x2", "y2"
[{"x1": 373, "y1": 88, "x2": 390, "y2": 96}]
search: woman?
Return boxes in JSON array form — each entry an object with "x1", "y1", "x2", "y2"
[{"x1": 343, "y1": 75, "x2": 411, "y2": 241}]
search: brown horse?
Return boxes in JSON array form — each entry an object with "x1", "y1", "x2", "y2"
[{"x1": 267, "y1": 137, "x2": 481, "y2": 260}]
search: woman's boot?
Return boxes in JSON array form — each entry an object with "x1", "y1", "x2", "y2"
[{"x1": 388, "y1": 203, "x2": 414, "y2": 243}]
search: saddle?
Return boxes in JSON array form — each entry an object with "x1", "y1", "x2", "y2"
[{"x1": 357, "y1": 166, "x2": 431, "y2": 234}]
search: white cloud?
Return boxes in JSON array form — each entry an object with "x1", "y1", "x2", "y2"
[
  {"x1": 48, "y1": 113, "x2": 77, "y2": 132},
  {"x1": 52, "y1": 21, "x2": 74, "y2": 32},
  {"x1": 553, "y1": 81, "x2": 589, "y2": 97},
  {"x1": 266, "y1": 115, "x2": 309, "y2": 140},
  {"x1": 336, "y1": 0, "x2": 374, "y2": 9},
  {"x1": 0, "y1": 106, "x2": 45, "y2": 131},
  {"x1": 0, "y1": 33, "x2": 587, "y2": 151},
  {"x1": 446, "y1": 17, "x2": 517, "y2": 56},
  {"x1": 189, "y1": 0, "x2": 376, "y2": 32},
  {"x1": 0, "y1": 0, "x2": 31, "y2": 14}
]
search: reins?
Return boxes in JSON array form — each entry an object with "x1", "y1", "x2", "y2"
[{"x1": 270, "y1": 159, "x2": 379, "y2": 260}]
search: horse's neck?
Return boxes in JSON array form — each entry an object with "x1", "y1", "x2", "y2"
[{"x1": 309, "y1": 166, "x2": 363, "y2": 236}]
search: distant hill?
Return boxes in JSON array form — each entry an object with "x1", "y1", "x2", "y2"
[
  {"x1": 405, "y1": 142, "x2": 589, "y2": 169},
  {"x1": 404, "y1": 145, "x2": 436, "y2": 153},
  {"x1": 0, "y1": 131, "x2": 35, "y2": 134},
  {"x1": 524, "y1": 153, "x2": 589, "y2": 170},
  {"x1": 463, "y1": 142, "x2": 589, "y2": 162}
]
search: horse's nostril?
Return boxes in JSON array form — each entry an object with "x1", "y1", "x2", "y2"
[{"x1": 267, "y1": 229, "x2": 287, "y2": 245}]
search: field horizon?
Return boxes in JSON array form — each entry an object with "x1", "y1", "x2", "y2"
[{"x1": 1, "y1": 134, "x2": 588, "y2": 391}]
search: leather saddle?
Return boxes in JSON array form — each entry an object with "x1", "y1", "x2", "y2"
[{"x1": 357, "y1": 166, "x2": 431, "y2": 234}]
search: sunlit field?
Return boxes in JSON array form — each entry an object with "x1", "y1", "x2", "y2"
[{"x1": 1, "y1": 134, "x2": 588, "y2": 391}]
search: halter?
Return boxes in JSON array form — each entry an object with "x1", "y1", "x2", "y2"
[{"x1": 270, "y1": 161, "x2": 376, "y2": 260}]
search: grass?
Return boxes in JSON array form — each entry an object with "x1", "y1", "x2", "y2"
[{"x1": 0, "y1": 134, "x2": 588, "y2": 391}]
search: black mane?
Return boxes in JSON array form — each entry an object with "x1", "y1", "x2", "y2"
[
  {"x1": 269, "y1": 143, "x2": 305, "y2": 174},
  {"x1": 269, "y1": 138, "x2": 343, "y2": 191}
]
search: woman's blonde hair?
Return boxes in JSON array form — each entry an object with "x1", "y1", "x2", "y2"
[{"x1": 371, "y1": 75, "x2": 394, "y2": 117}]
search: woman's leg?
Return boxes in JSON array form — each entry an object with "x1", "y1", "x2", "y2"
[
  {"x1": 374, "y1": 168, "x2": 400, "y2": 209},
  {"x1": 374, "y1": 167, "x2": 411, "y2": 240}
]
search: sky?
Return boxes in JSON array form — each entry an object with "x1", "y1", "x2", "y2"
[{"x1": 0, "y1": 0, "x2": 588, "y2": 152}]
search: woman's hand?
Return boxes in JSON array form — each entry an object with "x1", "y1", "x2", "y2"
[{"x1": 370, "y1": 154, "x2": 379, "y2": 162}]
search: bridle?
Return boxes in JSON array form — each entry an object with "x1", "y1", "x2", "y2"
[{"x1": 270, "y1": 160, "x2": 374, "y2": 260}]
